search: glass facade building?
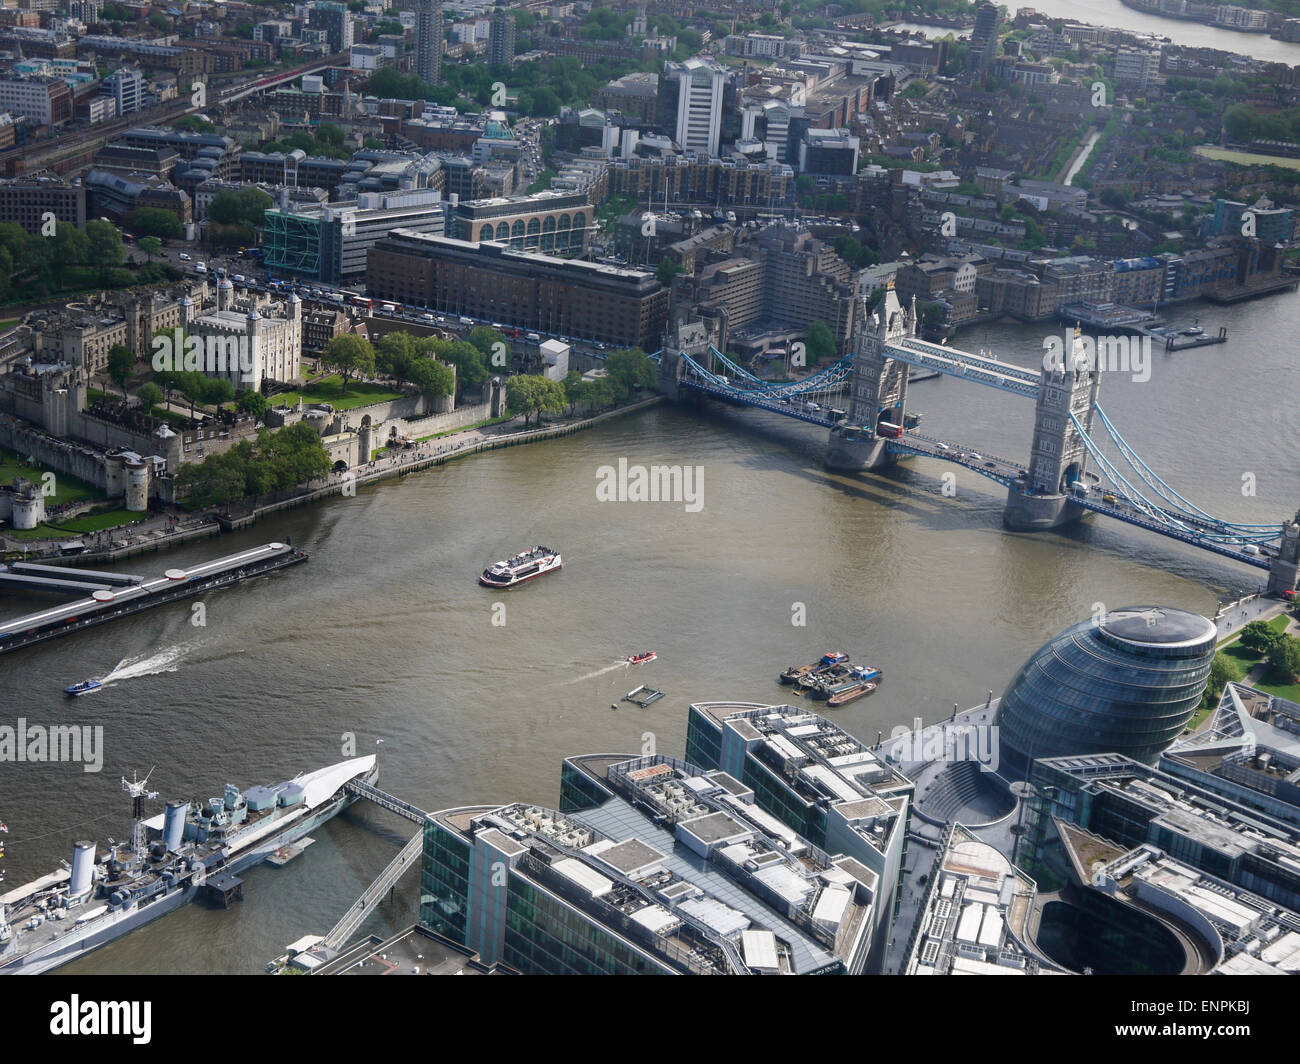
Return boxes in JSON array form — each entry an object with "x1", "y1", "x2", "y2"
[{"x1": 994, "y1": 606, "x2": 1217, "y2": 780}]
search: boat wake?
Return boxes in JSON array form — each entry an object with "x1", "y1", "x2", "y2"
[
  {"x1": 99, "y1": 643, "x2": 193, "y2": 685},
  {"x1": 566, "y1": 661, "x2": 630, "y2": 684}
]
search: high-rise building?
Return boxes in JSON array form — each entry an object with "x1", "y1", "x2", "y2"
[
  {"x1": 665, "y1": 56, "x2": 727, "y2": 156},
  {"x1": 968, "y1": 0, "x2": 1002, "y2": 73},
  {"x1": 415, "y1": 0, "x2": 443, "y2": 85},
  {"x1": 310, "y1": 2, "x2": 354, "y2": 53},
  {"x1": 487, "y1": 2, "x2": 514, "y2": 67}
]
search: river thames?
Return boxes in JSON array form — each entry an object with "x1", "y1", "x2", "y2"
[{"x1": 0, "y1": 289, "x2": 1296, "y2": 972}]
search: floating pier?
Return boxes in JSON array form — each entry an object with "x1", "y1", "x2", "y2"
[
  {"x1": 266, "y1": 837, "x2": 316, "y2": 867},
  {"x1": 623, "y1": 684, "x2": 665, "y2": 707},
  {"x1": 0, "y1": 542, "x2": 307, "y2": 656},
  {"x1": 0, "y1": 561, "x2": 144, "y2": 596}
]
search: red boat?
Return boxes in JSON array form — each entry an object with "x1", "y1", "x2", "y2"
[{"x1": 626, "y1": 651, "x2": 657, "y2": 665}]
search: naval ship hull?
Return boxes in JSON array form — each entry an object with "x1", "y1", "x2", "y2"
[{"x1": 0, "y1": 772, "x2": 371, "y2": 975}]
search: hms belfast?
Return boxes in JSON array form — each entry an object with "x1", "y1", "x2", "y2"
[{"x1": 0, "y1": 755, "x2": 378, "y2": 974}]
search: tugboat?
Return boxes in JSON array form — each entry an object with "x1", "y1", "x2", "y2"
[
  {"x1": 64, "y1": 679, "x2": 103, "y2": 697},
  {"x1": 479, "y1": 546, "x2": 561, "y2": 588},
  {"x1": 780, "y1": 651, "x2": 848, "y2": 685},
  {"x1": 626, "y1": 651, "x2": 657, "y2": 665},
  {"x1": 799, "y1": 661, "x2": 859, "y2": 695},
  {"x1": 810, "y1": 665, "x2": 882, "y2": 701}
]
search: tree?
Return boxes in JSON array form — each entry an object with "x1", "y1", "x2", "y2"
[
  {"x1": 237, "y1": 390, "x2": 269, "y2": 421},
  {"x1": 375, "y1": 331, "x2": 419, "y2": 381},
  {"x1": 1267, "y1": 636, "x2": 1300, "y2": 683},
  {"x1": 506, "y1": 374, "x2": 565, "y2": 427},
  {"x1": 563, "y1": 370, "x2": 584, "y2": 416},
  {"x1": 321, "y1": 334, "x2": 376, "y2": 392},
  {"x1": 466, "y1": 325, "x2": 508, "y2": 367},
  {"x1": 107, "y1": 344, "x2": 134, "y2": 400},
  {"x1": 85, "y1": 219, "x2": 125, "y2": 285},
  {"x1": 49, "y1": 224, "x2": 89, "y2": 287},
  {"x1": 139, "y1": 235, "x2": 162, "y2": 260},
  {"x1": 408, "y1": 356, "x2": 455, "y2": 400},
  {"x1": 1204, "y1": 651, "x2": 1244, "y2": 706},
  {"x1": 657, "y1": 259, "x2": 681, "y2": 286},
  {"x1": 603, "y1": 348, "x2": 655, "y2": 401},
  {"x1": 127, "y1": 207, "x2": 183, "y2": 239},
  {"x1": 804, "y1": 321, "x2": 836, "y2": 367},
  {"x1": 205, "y1": 377, "x2": 236, "y2": 410},
  {"x1": 441, "y1": 339, "x2": 490, "y2": 398},
  {"x1": 1240, "y1": 620, "x2": 1283, "y2": 655},
  {"x1": 209, "y1": 187, "x2": 273, "y2": 229},
  {"x1": 137, "y1": 381, "x2": 164, "y2": 414}
]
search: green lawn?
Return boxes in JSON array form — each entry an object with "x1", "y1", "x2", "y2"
[
  {"x1": 0, "y1": 447, "x2": 102, "y2": 506},
  {"x1": 273, "y1": 375, "x2": 404, "y2": 412},
  {"x1": 1194, "y1": 145, "x2": 1300, "y2": 171},
  {"x1": 5, "y1": 506, "x2": 142, "y2": 541},
  {"x1": 0, "y1": 318, "x2": 18, "y2": 333},
  {"x1": 1254, "y1": 677, "x2": 1300, "y2": 701}
]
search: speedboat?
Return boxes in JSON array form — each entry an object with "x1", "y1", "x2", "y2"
[
  {"x1": 64, "y1": 679, "x2": 103, "y2": 697},
  {"x1": 626, "y1": 651, "x2": 657, "y2": 665}
]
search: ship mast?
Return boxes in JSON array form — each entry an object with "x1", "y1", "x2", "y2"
[{"x1": 122, "y1": 769, "x2": 158, "y2": 862}]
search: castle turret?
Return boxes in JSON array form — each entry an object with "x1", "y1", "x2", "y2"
[
  {"x1": 217, "y1": 276, "x2": 233, "y2": 313},
  {"x1": 245, "y1": 307, "x2": 262, "y2": 391}
]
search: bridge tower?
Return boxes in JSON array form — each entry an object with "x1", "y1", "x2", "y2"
[
  {"x1": 1268, "y1": 512, "x2": 1300, "y2": 596},
  {"x1": 1004, "y1": 328, "x2": 1101, "y2": 530},
  {"x1": 825, "y1": 282, "x2": 915, "y2": 471},
  {"x1": 657, "y1": 318, "x2": 711, "y2": 401}
]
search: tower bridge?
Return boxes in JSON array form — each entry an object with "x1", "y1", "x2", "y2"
[{"x1": 656, "y1": 292, "x2": 1300, "y2": 595}]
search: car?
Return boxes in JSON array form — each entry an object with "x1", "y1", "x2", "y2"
[
  {"x1": 967, "y1": 452, "x2": 982, "y2": 461},
  {"x1": 178, "y1": 252, "x2": 191, "y2": 262},
  {"x1": 983, "y1": 461, "x2": 996, "y2": 469},
  {"x1": 805, "y1": 402, "x2": 821, "y2": 411},
  {"x1": 233, "y1": 274, "x2": 246, "y2": 283},
  {"x1": 1102, "y1": 493, "x2": 1118, "y2": 504}
]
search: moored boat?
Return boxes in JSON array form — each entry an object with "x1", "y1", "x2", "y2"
[
  {"x1": 779, "y1": 651, "x2": 848, "y2": 685},
  {"x1": 826, "y1": 680, "x2": 878, "y2": 707},
  {"x1": 810, "y1": 665, "x2": 882, "y2": 701}
]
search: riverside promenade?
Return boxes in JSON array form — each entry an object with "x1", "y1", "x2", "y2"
[{"x1": 3, "y1": 395, "x2": 664, "y2": 565}]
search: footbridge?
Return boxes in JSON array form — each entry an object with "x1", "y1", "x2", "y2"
[{"x1": 656, "y1": 291, "x2": 1300, "y2": 594}]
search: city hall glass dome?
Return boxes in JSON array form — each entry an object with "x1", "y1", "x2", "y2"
[{"x1": 994, "y1": 606, "x2": 1217, "y2": 780}]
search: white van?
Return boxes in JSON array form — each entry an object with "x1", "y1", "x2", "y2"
[
  {"x1": 194, "y1": 262, "x2": 207, "y2": 274},
  {"x1": 178, "y1": 252, "x2": 191, "y2": 262}
]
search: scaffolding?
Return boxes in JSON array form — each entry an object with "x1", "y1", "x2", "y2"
[{"x1": 263, "y1": 210, "x2": 322, "y2": 277}]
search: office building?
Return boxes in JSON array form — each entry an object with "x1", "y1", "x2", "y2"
[
  {"x1": 684, "y1": 701, "x2": 913, "y2": 963},
  {"x1": 422, "y1": 752, "x2": 881, "y2": 973},
  {"x1": 0, "y1": 75, "x2": 71, "y2": 126},
  {"x1": 367, "y1": 230, "x2": 669, "y2": 349},
  {"x1": 101, "y1": 66, "x2": 144, "y2": 115},
  {"x1": 665, "y1": 57, "x2": 727, "y2": 156},
  {"x1": 994, "y1": 606, "x2": 1217, "y2": 781},
  {"x1": 264, "y1": 188, "x2": 446, "y2": 285}
]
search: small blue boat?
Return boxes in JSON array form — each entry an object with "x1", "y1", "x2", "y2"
[{"x1": 64, "y1": 679, "x2": 103, "y2": 697}]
